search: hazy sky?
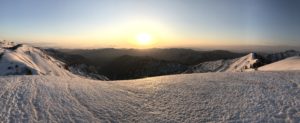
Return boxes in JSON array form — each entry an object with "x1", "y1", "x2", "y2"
[{"x1": 0, "y1": 0, "x2": 299, "y2": 48}]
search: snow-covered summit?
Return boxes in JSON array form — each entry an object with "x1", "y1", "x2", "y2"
[{"x1": 0, "y1": 41, "x2": 74, "y2": 76}]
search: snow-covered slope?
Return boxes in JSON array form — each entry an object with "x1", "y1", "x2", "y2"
[
  {"x1": 225, "y1": 53, "x2": 262, "y2": 72},
  {"x1": 259, "y1": 56, "x2": 300, "y2": 71},
  {"x1": 186, "y1": 53, "x2": 263, "y2": 73},
  {"x1": 0, "y1": 72, "x2": 299, "y2": 122},
  {"x1": 0, "y1": 41, "x2": 74, "y2": 77}
]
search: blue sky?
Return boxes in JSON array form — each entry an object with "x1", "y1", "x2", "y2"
[{"x1": 0, "y1": 0, "x2": 299, "y2": 48}]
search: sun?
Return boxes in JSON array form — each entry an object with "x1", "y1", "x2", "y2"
[{"x1": 136, "y1": 33, "x2": 152, "y2": 45}]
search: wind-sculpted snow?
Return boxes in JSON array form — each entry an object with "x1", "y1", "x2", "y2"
[{"x1": 0, "y1": 72, "x2": 299, "y2": 122}]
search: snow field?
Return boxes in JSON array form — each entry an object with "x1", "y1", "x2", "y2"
[{"x1": 0, "y1": 71, "x2": 299, "y2": 122}]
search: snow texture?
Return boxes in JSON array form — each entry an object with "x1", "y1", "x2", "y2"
[{"x1": 0, "y1": 72, "x2": 299, "y2": 122}]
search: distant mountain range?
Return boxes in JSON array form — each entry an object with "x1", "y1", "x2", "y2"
[
  {"x1": 47, "y1": 47, "x2": 300, "y2": 80},
  {"x1": 50, "y1": 48, "x2": 246, "y2": 80},
  {"x1": 58, "y1": 48, "x2": 246, "y2": 66}
]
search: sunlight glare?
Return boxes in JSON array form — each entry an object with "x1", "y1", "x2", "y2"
[{"x1": 136, "y1": 33, "x2": 152, "y2": 45}]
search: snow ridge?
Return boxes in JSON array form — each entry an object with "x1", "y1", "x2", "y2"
[
  {"x1": 0, "y1": 41, "x2": 74, "y2": 77},
  {"x1": 225, "y1": 53, "x2": 261, "y2": 72},
  {"x1": 186, "y1": 53, "x2": 263, "y2": 73}
]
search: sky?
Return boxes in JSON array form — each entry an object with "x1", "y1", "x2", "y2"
[{"x1": 0, "y1": 0, "x2": 300, "y2": 49}]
